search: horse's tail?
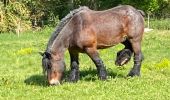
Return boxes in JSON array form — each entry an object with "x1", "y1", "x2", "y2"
[
  {"x1": 46, "y1": 6, "x2": 89, "y2": 52},
  {"x1": 137, "y1": 10, "x2": 145, "y2": 17}
]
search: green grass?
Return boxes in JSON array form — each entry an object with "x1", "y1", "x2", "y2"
[
  {"x1": 145, "y1": 18, "x2": 170, "y2": 30},
  {"x1": 1, "y1": 29, "x2": 170, "y2": 100}
]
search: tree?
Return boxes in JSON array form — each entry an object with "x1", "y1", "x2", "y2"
[{"x1": 121, "y1": 0, "x2": 159, "y2": 14}]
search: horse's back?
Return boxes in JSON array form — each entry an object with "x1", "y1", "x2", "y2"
[
  {"x1": 94, "y1": 5, "x2": 145, "y2": 40},
  {"x1": 69, "y1": 5, "x2": 144, "y2": 49}
]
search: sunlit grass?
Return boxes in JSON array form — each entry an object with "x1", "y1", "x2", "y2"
[
  {"x1": 0, "y1": 29, "x2": 170, "y2": 99},
  {"x1": 145, "y1": 18, "x2": 170, "y2": 30}
]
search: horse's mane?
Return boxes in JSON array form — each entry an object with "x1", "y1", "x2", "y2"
[
  {"x1": 46, "y1": 6, "x2": 89, "y2": 53},
  {"x1": 42, "y1": 6, "x2": 89, "y2": 74}
]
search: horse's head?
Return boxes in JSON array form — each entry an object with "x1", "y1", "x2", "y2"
[
  {"x1": 40, "y1": 51, "x2": 65, "y2": 85},
  {"x1": 115, "y1": 49, "x2": 132, "y2": 66}
]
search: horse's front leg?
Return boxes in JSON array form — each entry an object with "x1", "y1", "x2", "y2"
[
  {"x1": 85, "y1": 47, "x2": 107, "y2": 80},
  {"x1": 128, "y1": 41, "x2": 144, "y2": 76},
  {"x1": 68, "y1": 50, "x2": 79, "y2": 82}
]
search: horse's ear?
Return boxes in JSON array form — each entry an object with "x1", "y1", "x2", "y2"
[{"x1": 39, "y1": 52, "x2": 44, "y2": 56}]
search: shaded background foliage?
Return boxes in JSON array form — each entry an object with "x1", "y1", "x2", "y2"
[{"x1": 0, "y1": 0, "x2": 170, "y2": 33}]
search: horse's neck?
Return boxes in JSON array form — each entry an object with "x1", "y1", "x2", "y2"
[{"x1": 50, "y1": 26, "x2": 71, "y2": 60}]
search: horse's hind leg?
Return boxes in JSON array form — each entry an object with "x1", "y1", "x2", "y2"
[
  {"x1": 85, "y1": 47, "x2": 107, "y2": 80},
  {"x1": 115, "y1": 39, "x2": 133, "y2": 66},
  {"x1": 68, "y1": 49, "x2": 80, "y2": 82},
  {"x1": 123, "y1": 39, "x2": 133, "y2": 51},
  {"x1": 128, "y1": 40, "x2": 144, "y2": 76}
]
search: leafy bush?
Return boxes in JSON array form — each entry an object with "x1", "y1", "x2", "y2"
[
  {"x1": 0, "y1": 0, "x2": 170, "y2": 33},
  {"x1": 0, "y1": 1, "x2": 31, "y2": 33}
]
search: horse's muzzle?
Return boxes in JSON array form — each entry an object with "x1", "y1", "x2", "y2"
[{"x1": 49, "y1": 79, "x2": 61, "y2": 86}]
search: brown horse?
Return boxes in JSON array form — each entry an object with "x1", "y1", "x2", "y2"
[{"x1": 41, "y1": 5, "x2": 145, "y2": 85}]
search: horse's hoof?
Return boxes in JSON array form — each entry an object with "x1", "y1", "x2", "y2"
[
  {"x1": 115, "y1": 57, "x2": 130, "y2": 66},
  {"x1": 68, "y1": 75, "x2": 79, "y2": 83},
  {"x1": 115, "y1": 49, "x2": 132, "y2": 66},
  {"x1": 127, "y1": 70, "x2": 140, "y2": 77},
  {"x1": 99, "y1": 69, "x2": 107, "y2": 80},
  {"x1": 68, "y1": 75, "x2": 79, "y2": 82},
  {"x1": 99, "y1": 73, "x2": 107, "y2": 80},
  {"x1": 68, "y1": 79, "x2": 78, "y2": 83},
  {"x1": 68, "y1": 70, "x2": 79, "y2": 82},
  {"x1": 100, "y1": 76, "x2": 107, "y2": 80}
]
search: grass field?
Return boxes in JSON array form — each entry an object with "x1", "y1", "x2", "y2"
[
  {"x1": 149, "y1": 18, "x2": 170, "y2": 30},
  {"x1": 0, "y1": 28, "x2": 170, "y2": 100}
]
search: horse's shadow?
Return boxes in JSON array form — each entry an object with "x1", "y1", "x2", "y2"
[
  {"x1": 24, "y1": 69, "x2": 125, "y2": 86},
  {"x1": 24, "y1": 74, "x2": 48, "y2": 87}
]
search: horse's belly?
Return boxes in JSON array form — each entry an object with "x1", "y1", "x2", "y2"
[{"x1": 96, "y1": 35, "x2": 123, "y2": 49}]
